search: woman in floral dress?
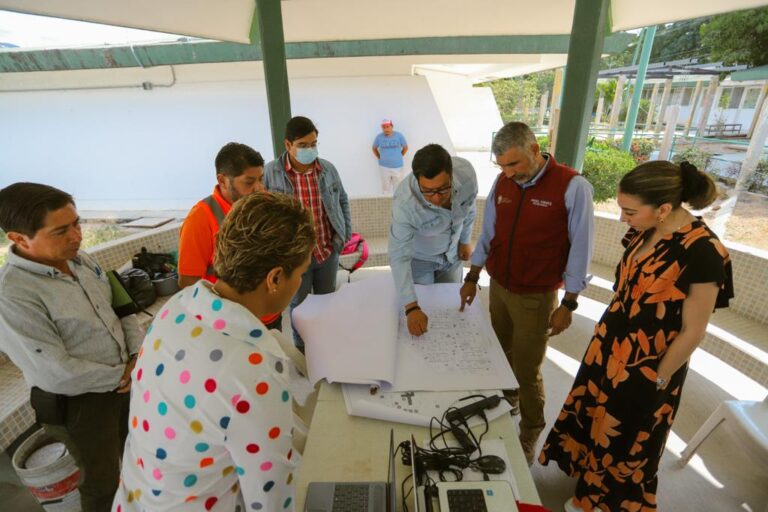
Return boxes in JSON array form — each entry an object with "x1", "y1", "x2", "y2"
[{"x1": 539, "y1": 160, "x2": 734, "y2": 512}]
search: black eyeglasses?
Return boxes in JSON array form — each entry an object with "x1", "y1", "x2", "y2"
[{"x1": 420, "y1": 184, "x2": 452, "y2": 197}]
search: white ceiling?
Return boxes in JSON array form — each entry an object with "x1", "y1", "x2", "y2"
[{"x1": 2, "y1": 0, "x2": 767, "y2": 45}]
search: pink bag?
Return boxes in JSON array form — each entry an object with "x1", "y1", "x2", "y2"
[{"x1": 339, "y1": 232, "x2": 369, "y2": 274}]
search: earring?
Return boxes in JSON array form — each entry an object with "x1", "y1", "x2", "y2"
[{"x1": 658, "y1": 216, "x2": 665, "y2": 224}]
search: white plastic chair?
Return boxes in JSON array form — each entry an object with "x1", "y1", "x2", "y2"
[{"x1": 679, "y1": 397, "x2": 768, "y2": 472}]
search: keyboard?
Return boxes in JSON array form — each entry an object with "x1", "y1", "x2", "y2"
[
  {"x1": 332, "y1": 484, "x2": 370, "y2": 511},
  {"x1": 447, "y1": 488, "x2": 489, "y2": 512}
]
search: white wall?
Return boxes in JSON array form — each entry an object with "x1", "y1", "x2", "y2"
[
  {"x1": 0, "y1": 70, "x2": 453, "y2": 209},
  {"x1": 418, "y1": 69, "x2": 503, "y2": 151}
]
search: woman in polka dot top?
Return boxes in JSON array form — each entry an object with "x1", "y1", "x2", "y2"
[{"x1": 113, "y1": 192, "x2": 316, "y2": 512}]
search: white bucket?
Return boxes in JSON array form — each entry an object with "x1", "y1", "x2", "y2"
[{"x1": 11, "y1": 429, "x2": 81, "y2": 512}]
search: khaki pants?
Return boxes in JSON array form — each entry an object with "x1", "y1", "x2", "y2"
[
  {"x1": 489, "y1": 279, "x2": 557, "y2": 443},
  {"x1": 42, "y1": 391, "x2": 129, "y2": 512}
]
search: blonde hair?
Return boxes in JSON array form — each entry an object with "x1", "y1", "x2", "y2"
[
  {"x1": 619, "y1": 160, "x2": 717, "y2": 210},
  {"x1": 214, "y1": 192, "x2": 315, "y2": 294}
]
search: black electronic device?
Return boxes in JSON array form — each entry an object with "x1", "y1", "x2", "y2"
[
  {"x1": 473, "y1": 455, "x2": 506, "y2": 475},
  {"x1": 446, "y1": 395, "x2": 503, "y2": 451},
  {"x1": 445, "y1": 395, "x2": 502, "y2": 424}
]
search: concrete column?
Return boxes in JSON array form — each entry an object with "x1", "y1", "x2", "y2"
[
  {"x1": 608, "y1": 75, "x2": 627, "y2": 139},
  {"x1": 696, "y1": 77, "x2": 719, "y2": 138},
  {"x1": 736, "y1": 100, "x2": 768, "y2": 191},
  {"x1": 550, "y1": 108, "x2": 562, "y2": 156},
  {"x1": 654, "y1": 78, "x2": 673, "y2": 134},
  {"x1": 747, "y1": 85, "x2": 768, "y2": 137},
  {"x1": 734, "y1": 86, "x2": 749, "y2": 130},
  {"x1": 645, "y1": 82, "x2": 660, "y2": 131},
  {"x1": 537, "y1": 90, "x2": 549, "y2": 128},
  {"x1": 550, "y1": 68, "x2": 564, "y2": 123},
  {"x1": 658, "y1": 105, "x2": 681, "y2": 160},
  {"x1": 684, "y1": 80, "x2": 703, "y2": 137},
  {"x1": 595, "y1": 93, "x2": 605, "y2": 125}
]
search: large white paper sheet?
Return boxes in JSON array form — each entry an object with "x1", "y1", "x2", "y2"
[
  {"x1": 391, "y1": 283, "x2": 517, "y2": 392},
  {"x1": 293, "y1": 274, "x2": 399, "y2": 387},
  {"x1": 293, "y1": 273, "x2": 517, "y2": 392}
]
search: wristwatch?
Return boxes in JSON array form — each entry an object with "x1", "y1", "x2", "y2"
[{"x1": 560, "y1": 298, "x2": 578, "y2": 311}]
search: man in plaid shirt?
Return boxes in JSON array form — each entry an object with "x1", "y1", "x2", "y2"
[{"x1": 263, "y1": 116, "x2": 352, "y2": 351}]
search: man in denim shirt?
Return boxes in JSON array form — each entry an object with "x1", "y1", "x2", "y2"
[
  {"x1": 389, "y1": 144, "x2": 478, "y2": 336},
  {"x1": 264, "y1": 116, "x2": 352, "y2": 350}
]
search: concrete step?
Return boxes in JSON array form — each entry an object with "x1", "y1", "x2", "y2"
[{"x1": 584, "y1": 262, "x2": 768, "y2": 388}]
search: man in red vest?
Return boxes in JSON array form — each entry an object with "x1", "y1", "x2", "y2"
[
  {"x1": 459, "y1": 122, "x2": 594, "y2": 465},
  {"x1": 177, "y1": 142, "x2": 281, "y2": 329}
]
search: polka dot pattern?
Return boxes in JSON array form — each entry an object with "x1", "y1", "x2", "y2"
[{"x1": 112, "y1": 282, "x2": 296, "y2": 512}]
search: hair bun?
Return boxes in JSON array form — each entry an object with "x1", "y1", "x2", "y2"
[{"x1": 679, "y1": 160, "x2": 700, "y2": 202}]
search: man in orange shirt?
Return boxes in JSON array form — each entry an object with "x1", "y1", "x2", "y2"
[{"x1": 177, "y1": 142, "x2": 281, "y2": 329}]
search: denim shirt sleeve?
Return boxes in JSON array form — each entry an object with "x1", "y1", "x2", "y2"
[
  {"x1": 470, "y1": 176, "x2": 499, "y2": 268},
  {"x1": 320, "y1": 159, "x2": 352, "y2": 247},
  {"x1": 563, "y1": 175, "x2": 594, "y2": 293},
  {"x1": 459, "y1": 179, "x2": 478, "y2": 245},
  {"x1": 388, "y1": 195, "x2": 419, "y2": 306},
  {"x1": 338, "y1": 173, "x2": 352, "y2": 242}
]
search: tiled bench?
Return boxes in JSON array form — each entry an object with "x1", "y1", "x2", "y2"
[{"x1": 589, "y1": 213, "x2": 768, "y2": 389}]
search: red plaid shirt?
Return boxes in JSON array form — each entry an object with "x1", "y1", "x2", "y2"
[{"x1": 284, "y1": 158, "x2": 334, "y2": 262}]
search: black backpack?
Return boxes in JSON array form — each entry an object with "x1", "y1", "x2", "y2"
[{"x1": 118, "y1": 268, "x2": 157, "y2": 310}]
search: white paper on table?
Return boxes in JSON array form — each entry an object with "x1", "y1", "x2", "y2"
[
  {"x1": 422, "y1": 438, "x2": 520, "y2": 501},
  {"x1": 293, "y1": 273, "x2": 517, "y2": 393},
  {"x1": 389, "y1": 283, "x2": 517, "y2": 392},
  {"x1": 293, "y1": 274, "x2": 399, "y2": 388},
  {"x1": 341, "y1": 384, "x2": 512, "y2": 427}
]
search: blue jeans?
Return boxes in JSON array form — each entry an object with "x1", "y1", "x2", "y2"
[
  {"x1": 411, "y1": 258, "x2": 463, "y2": 285},
  {"x1": 290, "y1": 250, "x2": 340, "y2": 350}
]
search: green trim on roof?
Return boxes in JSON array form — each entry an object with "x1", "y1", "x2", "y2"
[
  {"x1": 0, "y1": 33, "x2": 634, "y2": 73},
  {"x1": 730, "y1": 64, "x2": 768, "y2": 82}
]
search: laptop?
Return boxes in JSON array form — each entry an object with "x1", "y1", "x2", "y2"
[
  {"x1": 305, "y1": 429, "x2": 396, "y2": 512},
  {"x1": 410, "y1": 435, "x2": 517, "y2": 512}
]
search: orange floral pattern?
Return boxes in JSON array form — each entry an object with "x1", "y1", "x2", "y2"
[{"x1": 539, "y1": 220, "x2": 733, "y2": 511}]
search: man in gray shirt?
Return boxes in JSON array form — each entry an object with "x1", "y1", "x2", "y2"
[{"x1": 0, "y1": 182, "x2": 143, "y2": 512}]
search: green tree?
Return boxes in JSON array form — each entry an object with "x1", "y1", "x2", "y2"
[
  {"x1": 700, "y1": 7, "x2": 768, "y2": 67},
  {"x1": 479, "y1": 72, "x2": 554, "y2": 125},
  {"x1": 582, "y1": 146, "x2": 637, "y2": 202},
  {"x1": 650, "y1": 18, "x2": 711, "y2": 63}
]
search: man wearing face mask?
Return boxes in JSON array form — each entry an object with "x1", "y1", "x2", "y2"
[
  {"x1": 178, "y1": 142, "x2": 281, "y2": 329},
  {"x1": 264, "y1": 116, "x2": 352, "y2": 351},
  {"x1": 389, "y1": 143, "x2": 478, "y2": 337},
  {"x1": 458, "y1": 122, "x2": 594, "y2": 465}
]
